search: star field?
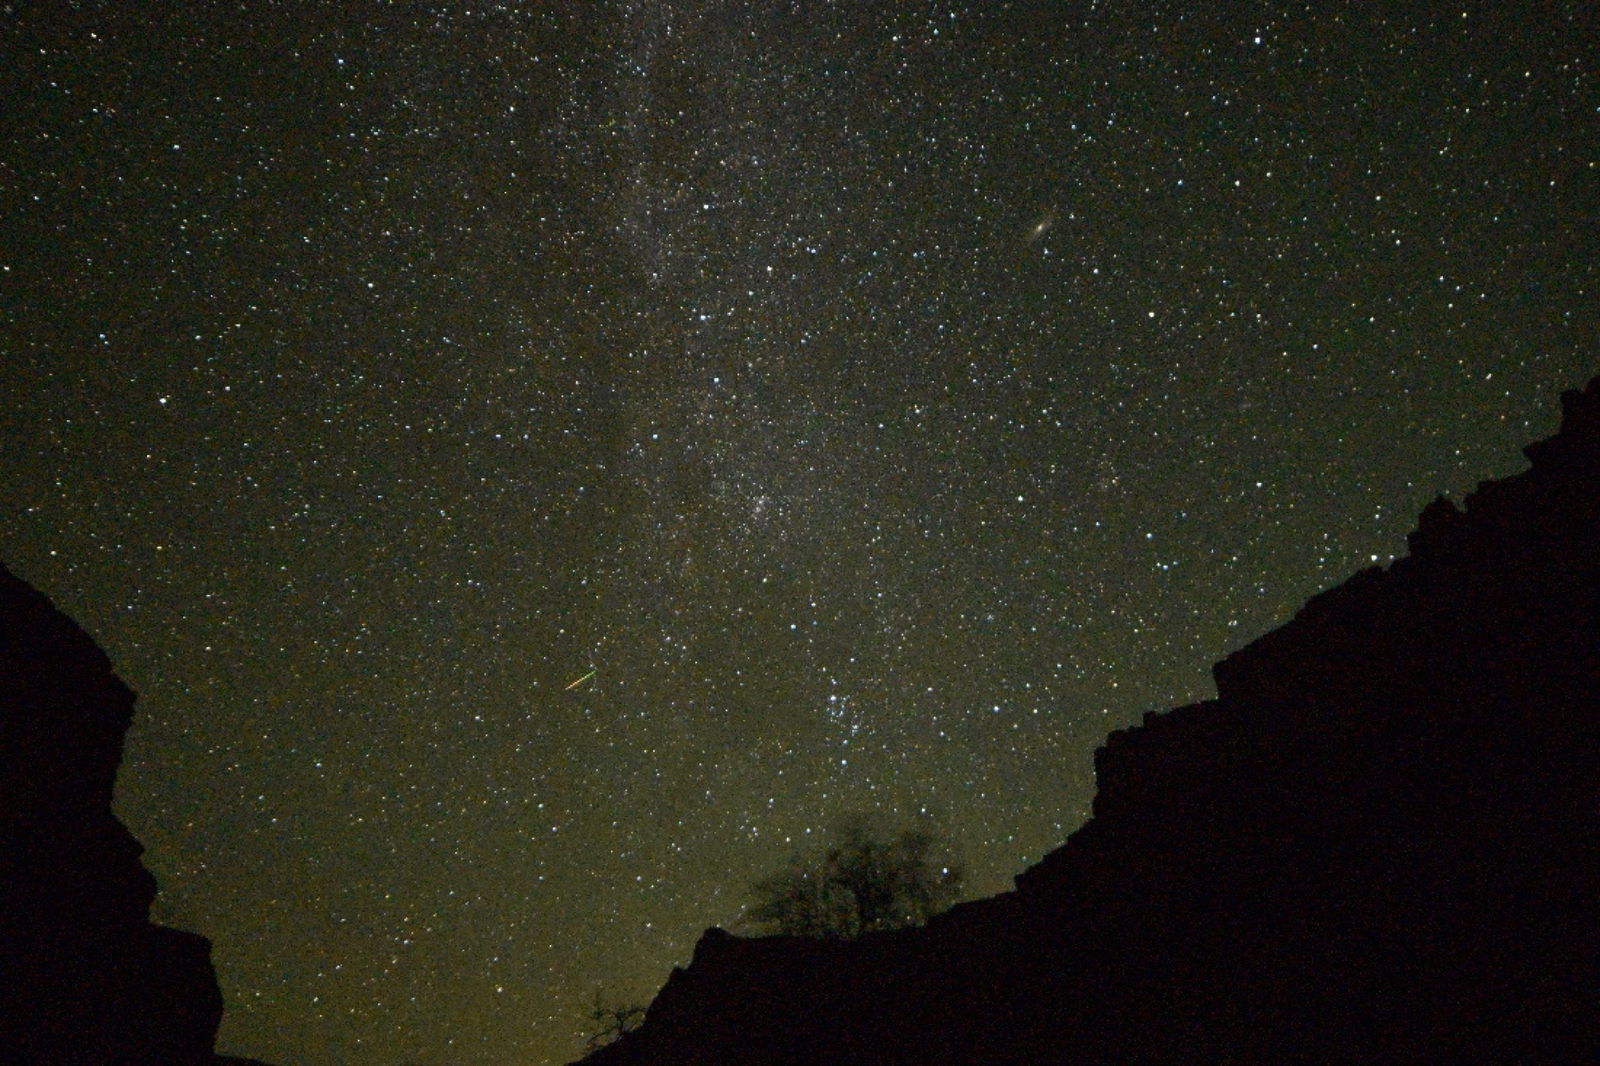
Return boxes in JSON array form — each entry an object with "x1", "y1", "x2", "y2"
[{"x1": 2, "y1": 3, "x2": 1596, "y2": 1063}]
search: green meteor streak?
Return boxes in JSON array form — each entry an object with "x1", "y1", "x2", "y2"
[{"x1": 564, "y1": 668, "x2": 597, "y2": 691}]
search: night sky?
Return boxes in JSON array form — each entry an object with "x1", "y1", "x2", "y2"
[{"x1": 3, "y1": 2, "x2": 1596, "y2": 1063}]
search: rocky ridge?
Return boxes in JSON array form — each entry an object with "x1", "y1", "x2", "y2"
[
  {"x1": 578, "y1": 378, "x2": 1600, "y2": 1065},
  {"x1": 0, "y1": 563, "x2": 229, "y2": 1064}
]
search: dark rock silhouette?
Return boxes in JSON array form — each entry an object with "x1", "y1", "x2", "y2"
[
  {"x1": 0, "y1": 563, "x2": 229, "y2": 1064},
  {"x1": 576, "y1": 378, "x2": 1600, "y2": 1065}
]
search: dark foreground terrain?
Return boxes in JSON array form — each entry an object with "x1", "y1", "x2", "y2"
[
  {"x1": 6, "y1": 380, "x2": 1598, "y2": 1065},
  {"x1": 579, "y1": 379, "x2": 1600, "y2": 1064},
  {"x1": 0, "y1": 561, "x2": 231, "y2": 1063}
]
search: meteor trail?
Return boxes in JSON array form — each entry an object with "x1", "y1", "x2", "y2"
[{"x1": 564, "y1": 668, "x2": 597, "y2": 691}]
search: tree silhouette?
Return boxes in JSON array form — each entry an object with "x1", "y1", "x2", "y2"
[
  {"x1": 745, "y1": 814, "x2": 963, "y2": 938},
  {"x1": 585, "y1": 996, "x2": 647, "y2": 1050}
]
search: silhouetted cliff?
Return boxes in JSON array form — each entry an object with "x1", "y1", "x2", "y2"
[
  {"x1": 0, "y1": 563, "x2": 228, "y2": 1064},
  {"x1": 576, "y1": 378, "x2": 1600, "y2": 1065}
]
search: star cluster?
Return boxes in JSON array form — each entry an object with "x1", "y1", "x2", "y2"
[{"x1": 2, "y1": 3, "x2": 1596, "y2": 1063}]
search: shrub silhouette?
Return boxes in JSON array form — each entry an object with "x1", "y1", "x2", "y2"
[{"x1": 744, "y1": 815, "x2": 963, "y2": 938}]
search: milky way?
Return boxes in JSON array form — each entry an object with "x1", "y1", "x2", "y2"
[{"x1": 2, "y1": 3, "x2": 1596, "y2": 1062}]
